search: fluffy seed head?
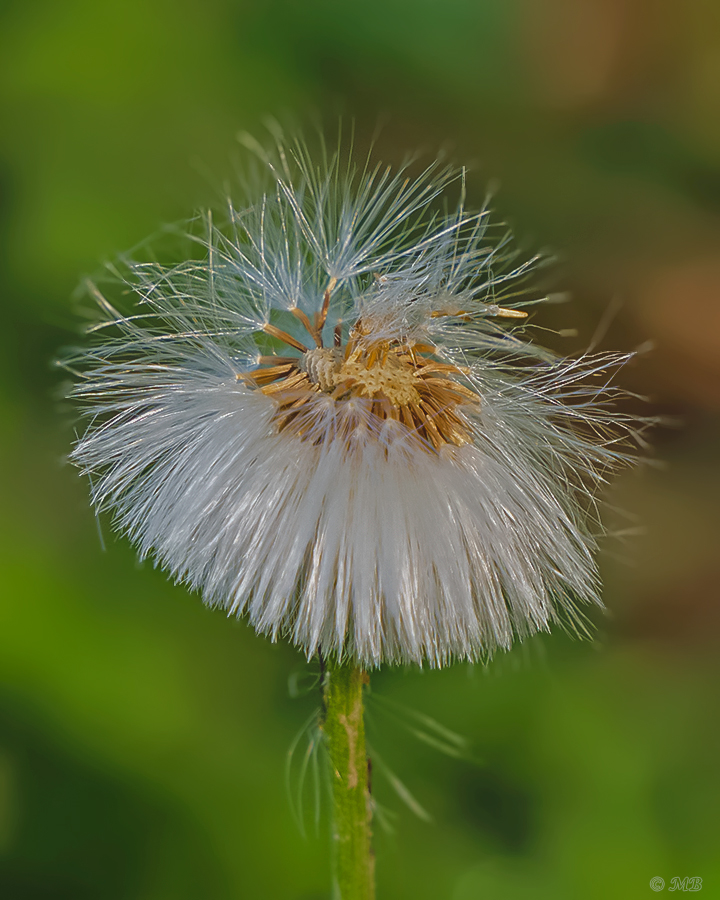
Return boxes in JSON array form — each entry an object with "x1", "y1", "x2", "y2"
[{"x1": 65, "y1": 131, "x2": 645, "y2": 667}]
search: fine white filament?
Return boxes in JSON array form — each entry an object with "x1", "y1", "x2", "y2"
[{"x1": 67, "y1": 132, "x2": 642, "y2": 667}]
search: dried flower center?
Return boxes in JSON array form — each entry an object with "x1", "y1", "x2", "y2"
[
  {"x1": 301, "y1": 346, "x2": 422, "y2": 407},
  {"x1": 300, "y1": 347, "x2": 343, "y2": 393},
  {"x1": 239, "y1": 296, "x2": 480, "y2": 450}
]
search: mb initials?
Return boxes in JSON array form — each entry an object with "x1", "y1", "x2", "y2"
[{"x1": 669, "y1": 877, "x2": 703, "y2": 892}]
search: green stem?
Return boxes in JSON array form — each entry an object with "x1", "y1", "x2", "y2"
[{"x1": 323, "y1": 659, "x2": 375, "y2": 900}]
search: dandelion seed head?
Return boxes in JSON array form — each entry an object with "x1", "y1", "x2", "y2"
[{"x1": 66, "y1": 130, "x2": 646, "y2": 667}]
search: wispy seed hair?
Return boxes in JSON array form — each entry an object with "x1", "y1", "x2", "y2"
[{"x1": 65, "y1": 130, "x2": 648, "y2": 667}]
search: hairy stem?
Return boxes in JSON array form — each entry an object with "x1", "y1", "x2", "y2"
[{"x1": 323, "y1": 659, "x2": 375, "y2": 900}]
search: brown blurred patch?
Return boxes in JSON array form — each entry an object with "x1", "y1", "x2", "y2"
[
  {"x1": 521, "y1": 0, "x2": 627, "y2": 108},
  {"x1": 632, "y1": 259, "x2": 720, "y2": 409},
  {"x1": 519, "y1": 0, "x2": 680, "y2": 112},
  {"x1": 617, "y1": 564, "x2": 720, "y2": 647}
]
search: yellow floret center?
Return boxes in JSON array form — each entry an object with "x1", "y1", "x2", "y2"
[
  {"x1": 339, "y1": 348, "x2": 421, "y2": 407},
  {"x1": 301, "y1": 345, "x2": 422, "y2": 407},
  {"x1": 240, "y1": 309, "x2": 481, "y2": 450}
]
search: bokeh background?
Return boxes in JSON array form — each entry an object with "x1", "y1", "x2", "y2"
[{"x1": 1, "y1": 1, "x2": 719, "y2": 897}]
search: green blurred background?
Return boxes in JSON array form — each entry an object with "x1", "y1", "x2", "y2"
[{"x1": 1, "y1": 1, "x2": 719, "y2": 897}]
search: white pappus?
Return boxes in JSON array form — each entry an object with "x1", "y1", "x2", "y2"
[{"x1": 66, "y1": 132, "x2": 644, "y2": 667}]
